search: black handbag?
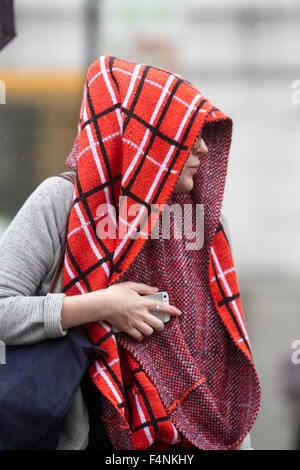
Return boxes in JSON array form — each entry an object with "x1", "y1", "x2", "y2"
[{"x1": 0, "y1": 172, "x2": 107, "y2": 450}]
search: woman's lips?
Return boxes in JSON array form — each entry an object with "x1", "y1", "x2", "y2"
[
  {"x1": 189, "y1": 166, "x2": 199, "y2": 173},
  {"x1": 188, "y1": 161, "x2": 200, "y2": 169}
]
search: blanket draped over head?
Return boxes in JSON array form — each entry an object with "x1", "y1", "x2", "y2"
[{"x1": 63, "y1": 55, "x2": 260, "y2": 450}]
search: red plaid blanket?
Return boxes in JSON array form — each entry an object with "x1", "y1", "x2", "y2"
[{"x1": 63, "y1": 56, "x2": 260, "y2": 449}]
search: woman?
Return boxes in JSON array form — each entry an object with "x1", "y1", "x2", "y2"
[{"x1": 0, "y1": 56, "x2": 260, "y2": 450}]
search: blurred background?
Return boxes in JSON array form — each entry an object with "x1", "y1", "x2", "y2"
[{"x1": 0, "y1": 0, "x2": 299, "y2": 449}]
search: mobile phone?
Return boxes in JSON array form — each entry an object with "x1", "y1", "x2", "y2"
[{"x1": 111, "y1": 291, "x2": 170, "y2": 333}]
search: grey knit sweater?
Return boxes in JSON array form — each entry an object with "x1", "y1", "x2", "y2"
[{"x1": 0, "y1": 172, "x2": 252, "y2": 450}]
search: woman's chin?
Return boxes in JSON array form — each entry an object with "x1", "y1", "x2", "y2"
[
  {"x1": 182, "y1": 177, "x2": 194, "y2": 193},
  {"x1": 173, "y1": 175, "x2": 195, "y2": 194}
]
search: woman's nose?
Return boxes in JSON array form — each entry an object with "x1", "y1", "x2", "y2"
[
  {"x1": 196, "y1": 138, "x2": 208, "y2": 156},
  {"x1": 192, "y1": 138, "x2": 208, "y2": 156}
]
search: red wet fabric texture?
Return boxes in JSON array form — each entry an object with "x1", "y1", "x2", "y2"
[{"x1": 63, "y1": 55, "x2": 260, "y2": 450}]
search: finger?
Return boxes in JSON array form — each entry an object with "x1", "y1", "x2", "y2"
[
  {"x1": 144, "y1": 299, "x2": 182, "y2": 316},
  {"x1": 125, "y1": 326, "x2": 144, "y2": 342},
  {"x1": 134, "y1": 321, "x2": 154, "y2": 337},
  {"x1": 142, "y1": 312, "x2": 165, "y2": 332},
  {"x1": 126, "y1": 282, "x2": 159, "y2": 295}
]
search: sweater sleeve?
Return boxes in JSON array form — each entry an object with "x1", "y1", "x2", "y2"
[{"x1": 0, "y1": 175, "x2": 74, "y2": 345}]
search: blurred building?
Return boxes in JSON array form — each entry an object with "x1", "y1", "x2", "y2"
[{"x1": 0, "y1": 0, "x2": 299, "y2": 449}]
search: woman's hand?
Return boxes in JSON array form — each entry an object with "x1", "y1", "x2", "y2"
[
  {"x1": 61, "y1": 281, "x2": 182, "y2": 341},
  {"x1": 102, "y1": 281, "x2": 182, "y2": 341}
]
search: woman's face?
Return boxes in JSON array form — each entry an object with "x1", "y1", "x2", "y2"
[{"x1": 173, "y1": 131, "x2": 208, "y2": 194}]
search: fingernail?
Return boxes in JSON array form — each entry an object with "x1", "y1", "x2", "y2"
[{"x1": 152, "y1": 286, "x2": 159, "y2": 291}]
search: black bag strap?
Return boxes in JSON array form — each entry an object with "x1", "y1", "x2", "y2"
[{"x1": 48, "y1": 172, "x2": 76, "y2": 294}]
